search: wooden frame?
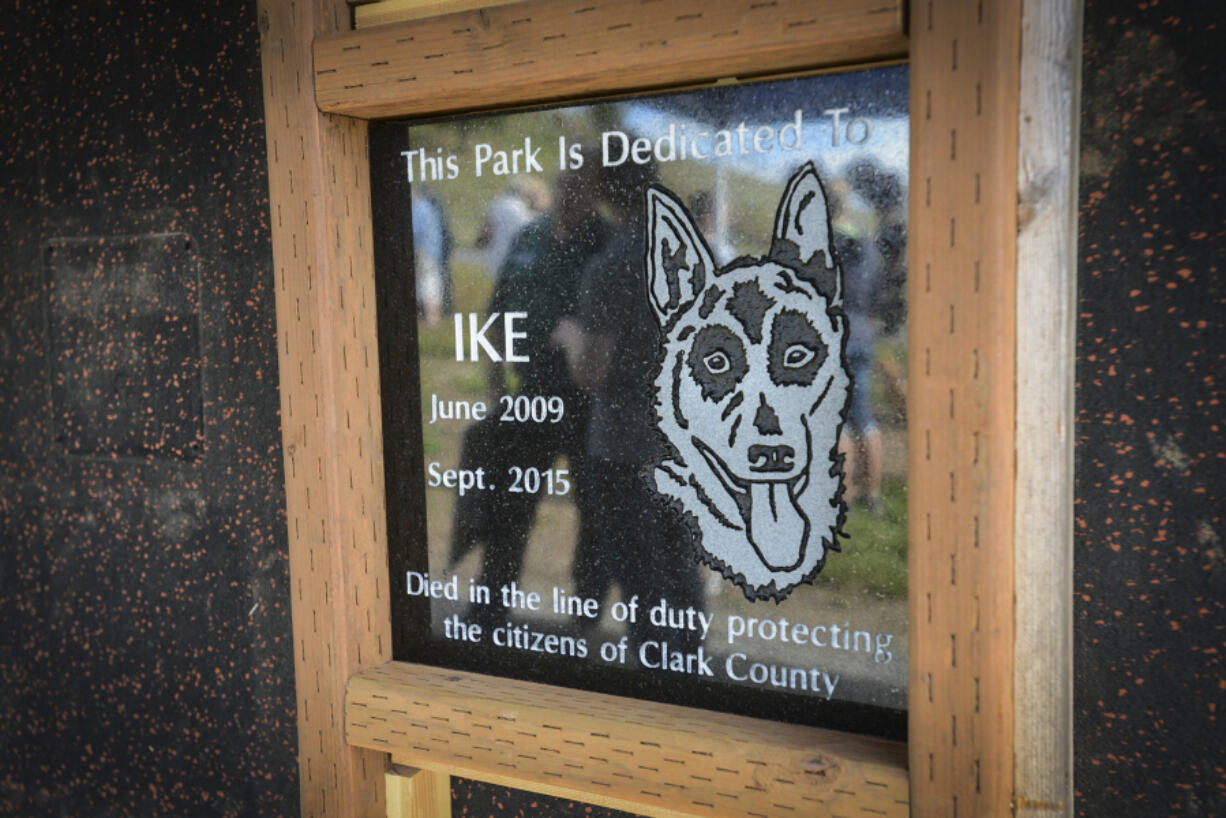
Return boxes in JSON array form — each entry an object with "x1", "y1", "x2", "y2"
[
  {"x1": 314, "y1": 0, "x2": 908, "y2": 118},
  {"x1": 258, "y1": 0, "x2": 1078, "y2": 815}
]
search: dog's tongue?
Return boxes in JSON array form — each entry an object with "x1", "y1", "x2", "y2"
[{"x1": 748, "y1": 482, "x2": 805, "y2": 571}]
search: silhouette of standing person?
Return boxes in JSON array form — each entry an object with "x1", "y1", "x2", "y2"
[
  {"x1": 449, "y1": 162, "x2": 608, "y2": 632},
  {"x1": 553, "y1": 158, "x2": 705, "y2": 651}
]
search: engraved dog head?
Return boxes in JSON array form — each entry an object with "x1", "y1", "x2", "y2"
[{"x1": 647, "y1": 163, "x2": 849, "y2": 601}]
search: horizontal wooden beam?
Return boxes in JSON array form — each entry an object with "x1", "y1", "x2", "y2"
[
  {"x1": 354, "y1": 0, "x2": 525, "y2": 29},
  {"x1": 348, "y1": 662, "x2": 909, "y2": 817},
  {"x1": 315, "y1": 0, "x2": 907, "y2": 119}
]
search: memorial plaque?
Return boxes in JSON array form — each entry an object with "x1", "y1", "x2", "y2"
[{"x1": 372, "y1": 66, "x2": 909, "y2": 737}]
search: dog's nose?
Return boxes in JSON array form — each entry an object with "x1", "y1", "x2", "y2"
[
  {"x1": 748, "y1": 444, "x2": 795, "y2": 472},
  {"x1": 753, "y1": 395, "x2": 783, "y2": 435}
]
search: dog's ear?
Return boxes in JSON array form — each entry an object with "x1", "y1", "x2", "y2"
[
  {"x1": 770, "y1": 162, "x2": 842, "y2": 306},
  {"x1": 646, "y1": 186, "x2": 715, "y2": 327}
]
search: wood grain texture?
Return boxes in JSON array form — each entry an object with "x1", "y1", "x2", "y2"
[
  {"x1": 355, "y1": 0, "x2": 524, "y2": 28},
  {"x1": 386, "y1": 765, "x2": 451, "y2": 818},
  {"x1": 907, "y1": 1, "x2": 1020, "y2": 815},
  {"x1": 349, "y1": 662, "x2": 910, "y2": 818},
  {"x1": 1014, "y1": 0, "x2": 1080, "y2": 815},
  {"x1": 258, "y1": 1, "x2": 392, "y2": 815},
  {"x1": 314, "y1": 0, "x2": 907, "y2": 119}
]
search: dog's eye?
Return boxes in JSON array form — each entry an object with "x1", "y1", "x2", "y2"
[
  {"x1": 782, "y1": 344, "x2": 816, "y2": 368},
  {"x1": 703, "y1": 351, "x2": 731, "y2": 374}
]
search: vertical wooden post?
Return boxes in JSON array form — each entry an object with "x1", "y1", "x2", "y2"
[
  {"x1": 386, "y1": 766, "x2": 451, "y2": 818},
  {"x1": 909, "y1": 1, "x2": 1020, "y2": 815},
  {"x1": 1014, "y1": 0, "x2": 1080, "y2": 814},
  {"x1": 259, "y1": 1, "x2": 391, "y2": 815}
]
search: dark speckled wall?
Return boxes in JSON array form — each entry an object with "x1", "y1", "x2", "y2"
[
  {"x1": 1076, "y1": 1, "x2": 1225, "y2": 814},
  {"x1": 0, "y1": 2, "x2": 298, "y2": 816}
]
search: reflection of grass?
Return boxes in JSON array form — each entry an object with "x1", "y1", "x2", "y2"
[
  {"x1": 817, "y1": 476, "x2": 908, "y2": 597},
  {"x1": 452, "y1": 259, "x2": 493, "y2": 314},
  {"x1": 422, "y1": 424, "x2": 445, "y2": 458},
  {"x1": 418, "y1": 259, "x2": 493, "y2": 358},
  {"x1": 419, "y1": 352, "x2": 487, "y2": 460},
  {"x1": 871, "y1": 332, "x2": 908, "y2": 425},
  {"x1": 417, "y1": 320, "x2": 455, "y2": 360}
]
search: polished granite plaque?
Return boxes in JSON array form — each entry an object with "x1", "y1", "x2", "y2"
[{"x1": 372, "y1": 66, "x2": 909, "y2": 738}]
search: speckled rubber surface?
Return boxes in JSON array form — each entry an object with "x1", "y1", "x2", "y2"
[
  {"x1": 0, "y1": 3, "x2": 297, "y2": 815},
  {"x1": 1075, "y1": 2, "x2": 1226, "y2": 813}
]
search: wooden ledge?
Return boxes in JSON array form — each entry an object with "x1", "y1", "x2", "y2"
[
  {"x1": 314, "y1": 0, "x2": 907, "y2": 119},
  {"x1": 347, "y1": 661, "x2": 908, "y2": 817},
  {"x1": 354, "y1": 0, "x2": 525, "y2": 29}
]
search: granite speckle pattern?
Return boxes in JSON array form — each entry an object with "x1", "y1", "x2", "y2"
[
  {"x1": 1076, "y1": 1, "x2": 1226, "y2": 813},
  {"x1": 0, "y1": 2, "x2": 297, "y2": 816}
]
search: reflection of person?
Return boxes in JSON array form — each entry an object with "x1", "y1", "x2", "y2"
[
  {"x1": 847, "y1": 160, "x2": 907, "y2": 335},
  {"x1": 411, "y1": 190, "x2": 445, "y2": 326},
  {"x1": 448, "y1": 163, "x2": 607, "y2": 631},
  {"x1": 832, "y1": 188, "x2": 886, "y2": 516},
  {"x1": 688, "y1": 191, "x2": 737, "y2": 266},
  {"x1": 475, "y1": 178, "x2": 546, "y2": 283},
  {"x1": 553, "y1": 159, "x2": 705, "y2": 648}
]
